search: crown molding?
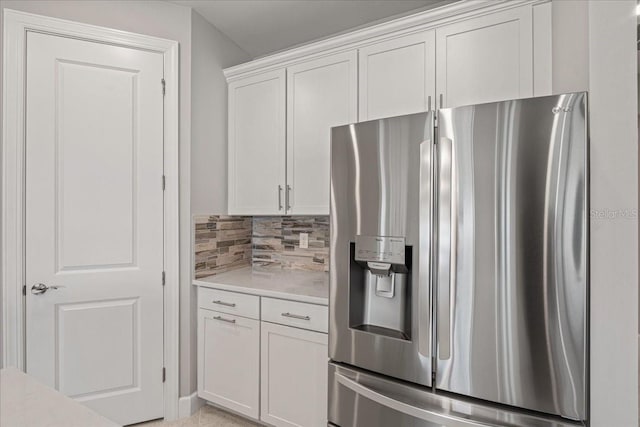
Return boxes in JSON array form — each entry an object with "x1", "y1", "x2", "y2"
[
  {"x1": 223, "y1": 0, "x2": 548, "y2": 81},
  {"x1": 3, "y1": 8, "x2": 178, "y2": 51}
]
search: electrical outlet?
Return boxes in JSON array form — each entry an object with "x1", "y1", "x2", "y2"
[{"x1": 299, "y1": 232, "x2": 309, "y2": 249}]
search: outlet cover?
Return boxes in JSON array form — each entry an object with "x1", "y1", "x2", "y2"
[{"x1": 299, "y1": 233, "x2": 309, "y2": 249}]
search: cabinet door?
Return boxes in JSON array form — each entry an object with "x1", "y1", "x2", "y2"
[
  {"x1": 286, "y1": 51, "x2": 357, "y2": 215},
  {"x1": 436, "y1": 5, "x2": 533, "y2": 108},
  {"x1": 358, "y1": 30, "x2": 436, "y2": 121},
  {"x1": 228, "y1": 70, "x2": 286, "y2": 215},
  {"x1": 198, "y1": 309, "x2": 259, "y2": 419},
  {"x1": 261, "y1": 322, "x2": 328, "y2": 427}
]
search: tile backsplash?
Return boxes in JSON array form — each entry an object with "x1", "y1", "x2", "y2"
[
  {"x1": 194, "y1": 215, "x2": 252, "y2": 279},
  {"x1": 252, "y1": 216, "x2": 329, "y2": 272},
  {"x1": 194, "y1": 215, "x2": 330, "y2": 279}
]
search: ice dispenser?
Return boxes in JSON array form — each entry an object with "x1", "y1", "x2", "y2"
[{"x1": 349, "y1": 235, "x2": 411, "y2": 340}]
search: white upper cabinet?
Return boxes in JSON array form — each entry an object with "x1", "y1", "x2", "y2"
[
  {"x1": 286, "y1": 51, "x2": 357, "y2": 215},
  {"x1": 358, "y1": 30, "x2": 436, "y2": 121},
  {"x1": 228, "y1": 69, "x2": 286, "y2": 215},
  {"x1": 225, "y1": 1, "x2": 552, "y2": 215},
  {"x1": 435, "y1": 5, "x2": 533, "y2": 108}
]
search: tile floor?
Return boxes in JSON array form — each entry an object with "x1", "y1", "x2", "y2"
[{"x1": 136, "y1": 405, "x2": 259, "y2": 427}]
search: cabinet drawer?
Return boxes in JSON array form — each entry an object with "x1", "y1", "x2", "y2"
[
  {"x1": 261, "y1": 297, "x2": 328, "y2": 333},
  {"x1": 198, "y1": 287, "x2": 260, "y2": 320}
]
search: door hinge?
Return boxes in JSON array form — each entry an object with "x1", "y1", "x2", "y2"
[
  {"x1": 22, "y1": 285, "x2": 26, "y2": 296},
  {"x1": 162, "y1": 271, "x2": 166, "y2": 286},
  {"x1": 161, "y1": 78, "x2": 166, "y2": 96},
  {"x1": 162, "y1": 367, "x2": 166, "y2": 383},
  {"x1": 162, "y1": 175, "x2": 166, "y2": 191}
]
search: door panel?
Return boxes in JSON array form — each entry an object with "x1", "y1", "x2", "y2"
[
  {"x1": 25, "y1": 32, "x2": 164, "y2": 425},
  {"x1": 57, "y1": 299, "x2": 138, "y2": 398},
  {"x1": 56, "y1": 61, "x2": 137, "y2": 270},
  {"x1": 436, "y1": 5, "x2": 533, "y2": 108},
  {"x1": 436, "y1": 94, "x2": 588, "y2": 421}
]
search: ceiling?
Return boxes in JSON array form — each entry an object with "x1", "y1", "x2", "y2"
[{"x1": 172, "y1": 0, "x2": 450, "y2": 58}]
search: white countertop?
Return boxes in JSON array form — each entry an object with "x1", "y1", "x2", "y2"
[
  {"x1": 193, "y1": 266, "x2": 329, "y2": 305},
  {"x1": 0, "y1": 367, "x2": 120, "y2": 427}
]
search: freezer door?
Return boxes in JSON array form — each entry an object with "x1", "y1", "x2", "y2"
[
  {"x1": 329, "y1": 363, "x2": 584, "y2": 427},
  {"x1": 435, "y1": 93, "x2": 588, "y2": 421},
  {"x1": 330, "y1": 112, "x2": 434, "y2": 387}
]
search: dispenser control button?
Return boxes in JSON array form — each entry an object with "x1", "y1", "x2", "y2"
[{"x1": 354, "y1": 235, "x2": 405, "y2": 264}]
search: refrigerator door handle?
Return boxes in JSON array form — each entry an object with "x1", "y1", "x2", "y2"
[
  {"x1": 437, "y1": 136, "x2": 455, "y2": 360},
  {"x1": 335, "y1": 373, "x2": 485, "y2": 427},
  {"x1": 418, "y1": 119, "x2": 434, "y2": 360}
]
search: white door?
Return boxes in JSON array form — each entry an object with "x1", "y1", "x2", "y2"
[
  {"x1": 358, "y1": 30, "x2": 436, "y2": 121},
  {"x1": 286, "y1": 51, "x2": 357, "y2": 215},
  {"x1": 260, "y1": 321, "x2": 328, "y2": 427},
  {"x1": 228, "y1": 70, "x2": 286, "y2": 215},
  {"x1": 198, "y1": 310, "x2": 260, "y2": 419},
  {"x1": 435, "y1": 5, "x2": 533, "y2": 108},
  {"x1": 25, "y1": 32, "x2": 164, "y2": 425}
]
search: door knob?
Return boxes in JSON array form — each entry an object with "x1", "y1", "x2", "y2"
[{"x1": 31, "y1": 283, "x2": 64, "y2": 295}]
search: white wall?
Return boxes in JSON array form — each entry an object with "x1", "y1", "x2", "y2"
[
  {"x1": 554, "y1": 1, "x2": 639, "y2": 425},
  {"x1": 586, "y1": 2, "x2": 638, "y2": 425},
  {"x1": 191, "y1": 10, "x2": 250, "y2": 216},
  {"x1": 551, "y1": 0, "x2": 589, "y2": 93},
  {"x1": 185, "y1": 10, "x2": 250, "y2": 396}
]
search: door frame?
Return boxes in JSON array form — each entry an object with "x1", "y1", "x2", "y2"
[{"x1": 2, "y1": 9, "x2": 180, "y2": 421}]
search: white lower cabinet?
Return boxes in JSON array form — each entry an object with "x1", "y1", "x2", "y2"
[
  {"x1": 260, "y1": 321, "x2": 328, "y2": 427},
  {"x1": 197, "y1": 287, "x2": 328, "y2": 426},
  {"x1": 197, "y1": 309, "x2": 260, "y2": 419}
]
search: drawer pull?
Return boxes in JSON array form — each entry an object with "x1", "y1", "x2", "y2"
[
  {"x1": 213, "y1": 315, "x2": 236, "y2": 324},
  {"x1": 281, "y1": 312, "x2": 311, "y2": 321},
  {"x1": 213, "y1": 300, "x2": 236, "y2": 307}
]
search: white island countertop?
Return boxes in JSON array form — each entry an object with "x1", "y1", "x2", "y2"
[
  {"x1": 193, "y1": 266, "x2": 329, "y2": 305},
  {"x1": 1, "y1": 367, "x2": 119, "y2": 427}
]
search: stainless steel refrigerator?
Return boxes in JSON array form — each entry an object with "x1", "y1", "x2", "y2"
[{"x1": 328, "y1": 93, "x2": 588, "y2": 427}]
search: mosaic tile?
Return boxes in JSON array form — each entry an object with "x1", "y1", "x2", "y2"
[
  {"x1": 193, "y1": 215, "x2": 252, "y2": 279},
  {"x1": 194, "y1": 215, "x2": 330, "y2": 278},
  {"x1": 251, "y1": 216, "x2": 329, "y2": 272}
]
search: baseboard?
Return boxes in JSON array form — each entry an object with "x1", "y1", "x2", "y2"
[{"x1": 178, "y1": 392, "x2": 205, "y2": 419}]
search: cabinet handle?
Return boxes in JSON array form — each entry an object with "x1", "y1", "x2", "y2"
[
  {"x1": 213, "y1": 300, "x2": 236, "y2": 307},
  {"x1": 278, "y1": 185, "x2": 283, "y2": 210},
  {"x1": 286, "y1": 185, "x2": 292, "y2": 211},
  {"x1": 213, "y1": 315, "x2": 236, "y2": 324},
  {"x1": 281, "y1": 312, "x2": 311, "y2": 321},
  {"x1": 439, "y1": 93, "x2": 444, "y2": 109},
  {"x1": 427, "y1": 95, "x2": 432, "y2": 112}
]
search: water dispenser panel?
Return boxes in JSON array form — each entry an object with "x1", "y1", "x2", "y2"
[{"x1": 355, "y1": 236, "x2": 405, "y2": 264}]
